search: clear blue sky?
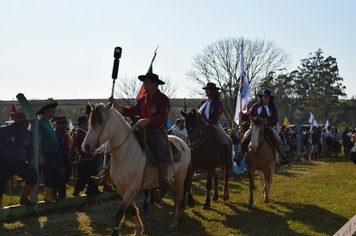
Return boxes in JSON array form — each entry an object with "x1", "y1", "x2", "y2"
[{"x1": 1, "y1": 0, "x2": 355, "y2": 101}]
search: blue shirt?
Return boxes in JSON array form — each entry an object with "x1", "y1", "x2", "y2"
[{"x1": 0, "y1": 125, "x2": 33, "y2": 161}]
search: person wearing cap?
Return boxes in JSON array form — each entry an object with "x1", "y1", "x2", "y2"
[
  {"x1": 37, "y1": 102, "x2": 65, "y2": 203},
  {"x1": 239, "y1": 89, "x2": 289, "y2": 160},
  {"x1": 109, "y1": 72, "x2": 171, "y2": 194},
  {"x1": 72, "y1": 116, "x2": 98, "y2": 206},
  {"x1": 197, "y1": 82, "x2": 228, "y2": 162},
  {"x1": 0, "y1": 112, "x2": 38, "y2": 207},
  {"x1": 55, "y1": 116, "x2": 73, "y2": 198}
]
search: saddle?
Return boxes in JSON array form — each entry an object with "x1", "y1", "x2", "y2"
[
  {"x1": 206, "y1": 125, "x2": 223, "y2": 148},
  {"x1": 132, "y1": 127, "x2": 182, "y2": 167}
]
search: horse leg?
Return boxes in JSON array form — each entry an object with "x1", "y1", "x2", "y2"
[
  {"x1": 169, "y1": 166, "x2": 188, "y2": 230},
  {"x1": 258, "y1": 170, "x2": 267, "y2": 202},
  {"x1": 187, "y1": 167, "x2": 196, "y2": 208},
  {"x1": 222, "y1": 159, "x2": 231, "y2": 201},
  {"x1": 247, "y1": 163, "x2": 255, "y2": 209},
  {"x1": 264, "y1": 165, "x2": 275, "y2": 204},
  {"x1": 149, "y1": 188, "x2": 155, "y2": 204},
  {"x1": 111, "y1": 190, "x2": 142, "y2": 236},
  {"x1": 212, "y1": 169, "x2": 219, "y2": 201},
  {"x1": 203, "y1": 171, "x2": 213, "y2": 209},
  {"x1": 143, "y1": 189, "x2": 149, "y2": 212}
]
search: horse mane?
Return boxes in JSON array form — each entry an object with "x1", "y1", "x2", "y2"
[
  {"x1": 184, "y1": 109, "x2": 205, "y2": 131},
  {"x1": 90, "y1": 103, "x2": 104, "y2": 128}
]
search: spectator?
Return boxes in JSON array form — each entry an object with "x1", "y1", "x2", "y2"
[
  {"x1": 72, "y1": 116, "x2": 98, "y2": 206},
  {"x1": 311, "y1": 127, "x2": 320, "y2": 160},
  {"x1": 0, "y1": 112, "x2": 38, "y2": 207},
  {"x1": 320, "y1": 128, "x2": 329, "y2": 157},
  {"x1": 302, "y1": 128, "x2": 311, "y2": 160},
  {"x1": 326, "y1": 126, "x2": 333, "y2": 157},
  {"x1": 342, "y1": 127, "x2": 351, "y2": 155},
  {"x1": 37, "y1": 102, "x2": 64, "y2": 203},
  {"x1": 170, "y1": 118, "x2": 187, "y2": 141},
  {"x1": 55, "y1": 116, "x2": 73, "y2": 198},
  {"x1": 290, "y1": 128, "x2": 298, "y2": 157}
]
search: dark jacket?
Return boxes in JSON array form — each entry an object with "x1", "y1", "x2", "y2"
[
  {"x1": 241, "y1": 102, "x2": 278, "y2": 127},
  {"x1": 198, "y1": 98, "x2": 224, "y2": 125}
]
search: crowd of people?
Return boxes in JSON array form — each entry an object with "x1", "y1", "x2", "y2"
[{"x1": 1, "y1": 74, "x2": 356, "y2": 209}]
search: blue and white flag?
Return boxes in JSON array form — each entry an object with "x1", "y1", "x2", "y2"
[
  {"x1": 234, "y1": 44, "x2": 252, "y2": 124},
  {"x1": 309, "y1": 112, "x2": 315, "y2": 123}
]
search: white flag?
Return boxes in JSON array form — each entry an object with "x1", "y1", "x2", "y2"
[
  {"x1": 308, "y1": 112, "x2": 315, "y2": 123},
  {"x1": 69, "y1": 120, "x2": 74, "y2": 130},
  {"x1": 313, "y1": 119, "x2": 318, "y2": 127},
  {"x1": 234, "y1": 44, "x2": 252, "y2": 124},
  {"x1": 325, "y1": 119, "x2": 329, "y2": 129}
]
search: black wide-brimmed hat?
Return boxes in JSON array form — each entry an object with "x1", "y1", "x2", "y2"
[
  {"x1": 5, "y1": 112, "x2": 33, "y2": 124},
  {"x1": 138, "y1": 73, "x2": 165, "y2": 85},
  {"x1": 202, "y1": 82, "x2": 220, "y2": 90},
  {"x1": 55, "y1": 116, "x2": 68, "y2": 124},
  {"x1": 259, "y1": 89, "x2": 275, "y2": 98},
  {"x1": 74, "y1": 116, "x2": 88, "y2": 125},
  {"x1": 36, "y1": 102, "x2": 58, "y2": 115}
]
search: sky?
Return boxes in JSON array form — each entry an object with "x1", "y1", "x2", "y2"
[{"x1": 1, "y1": 0, "x2": 355, "y2": 101}]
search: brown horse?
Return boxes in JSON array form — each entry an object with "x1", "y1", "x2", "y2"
[
  {"x1": 181, "y1": 109, "x2": 232, "y2": 209},
  {"x1": 246, "y1": 115, "x2": 276, "y2": 209}
]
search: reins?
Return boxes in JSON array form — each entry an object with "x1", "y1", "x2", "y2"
[{"x1": 189, "y1": 114, "x2": 206, "y2": 150}]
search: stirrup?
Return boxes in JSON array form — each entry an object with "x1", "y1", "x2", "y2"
[
  {"x1": 91, "y1": 174, "x2": 104, "y2": 185},
  {"x1": 159, "y1": 177, "x2": 170, "y2": 191}
]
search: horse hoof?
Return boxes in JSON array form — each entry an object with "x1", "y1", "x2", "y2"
[
  {"x1": 202, "y1": 204, "x2": 210, "y2": 210},
  {"x1": 223, "y1": 195, "x2": 229, "y2": 201},
  {"x1": 212, "y1": 196, "x2": 218, "y2": 201},
  {"x1": 247, "y1": 204, "x2": 253, "y2": 210},
  {"x1": 264, "y1": 199, "x2": 269, "y2": 203},
  {"x1": 179, "y1": 214, "x2": 184, "y2": 222}
]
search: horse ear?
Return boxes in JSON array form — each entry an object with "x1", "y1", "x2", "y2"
[
  {"x1": 180, "y1": 110, "x2": 186, "y2": 118},
  {"x1": 192, "y1": 109, "x2": 196, "y2": 116},
  {"x1": 88, "y1": 101, "x2": 95, "y2": 110},
  {"x1": 102, "y1": 102, "x2": 112, "y2": 114}
]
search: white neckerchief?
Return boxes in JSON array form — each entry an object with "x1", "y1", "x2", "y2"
[
  {"x1": 257, "y1": 104, "x2": 270, "y2": 117},
  {"x1": 78, "y1": 128, "x2": 87, "y2": 134},
  {"x1": 198, "y1": 99, "x2": 212, "y2": 116},
  {"x1": 204, "y1": 99, "x2": 213, "y2": 119}
]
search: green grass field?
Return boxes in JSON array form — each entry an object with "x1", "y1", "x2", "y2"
[{"x1": 1, "y1": 155, "x2": 356, "y2": 236}]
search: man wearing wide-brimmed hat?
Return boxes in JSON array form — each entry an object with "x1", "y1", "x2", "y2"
[
  {"x1": 238, "y1": 89, "x2": 289, "y2": 160},
  {"x1": 37, "y1": 101, "x2": 65, "y2": 203},
  {"x1": 197, "y1": 82, "x2": 229, "y2": 162},
  {"x1": 0, "y1": 112, "x2": 38, "y2": 207},
  {"x1": 109, "y1": 72, "x2": 171, "y2": 196}
]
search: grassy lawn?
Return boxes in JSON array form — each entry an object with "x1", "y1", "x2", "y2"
[{"x1": 1, "y1": 155, "x2": 356, "y2": 236}]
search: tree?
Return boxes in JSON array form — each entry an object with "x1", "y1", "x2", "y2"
[
  {"x1": 186, "y1": 37, "x2": 291, "y2": 127},
  {"x1": 296, "y1": 49, "x2": 346, "y2": 122}
]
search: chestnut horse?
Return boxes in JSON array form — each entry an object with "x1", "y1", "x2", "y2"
[
  {"x1": 246, "y1": 115, "x2": 276, "y2": 209},
  {"x1": 83, "y1": 102, "x2": 192, "y2": 236},
  {"x1": 181, "y1": 109, "x2": 232, "y2": 209}
]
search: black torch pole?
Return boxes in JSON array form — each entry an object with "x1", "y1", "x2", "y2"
[{"x1": 111, "y1": 46, "x2": 122, "y2": 98}]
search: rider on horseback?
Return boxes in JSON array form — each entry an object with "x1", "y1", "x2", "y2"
[
  {"x1": 238, "y1": 89, "x2": 289, "y2": 160},
  {"x1": 198, "y1": 82, "x2": 229, "y2": 162},
  {"x1": 109, "y1": 73, "x2": 171, "y2": 193}
]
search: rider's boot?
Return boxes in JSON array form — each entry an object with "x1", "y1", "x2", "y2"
[{"x1": 159, "y1": 163, "x2": 170, "y2": 196}]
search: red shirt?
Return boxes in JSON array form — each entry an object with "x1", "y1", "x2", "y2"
[
  {"x1": 122, "y1": 89, "x2": 170, "y2": 129},
  {"x1": 76, "y1": 129, "x2": 93, "y2": 160}
]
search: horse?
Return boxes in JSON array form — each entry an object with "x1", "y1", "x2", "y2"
[
  {"x1": 181, "y1": 109, "x2": 232, "y2": 209},
  {"x1": 82, "y1": 102, "x2": 192, "y2": 236},
  {"x1": 246, "y1": 115, "x2": 276, "y2": 209}
]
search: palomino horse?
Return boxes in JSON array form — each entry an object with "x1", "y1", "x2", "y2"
[
  {"x1": 246, "y1": 115, "x2": 276, "y2": 209},
  {"x1": 82, "y1": 102, "x2": 192, "y2": 236},
  {"x1": 181, "y1": 109, "x2": 232, "y2": 209}
]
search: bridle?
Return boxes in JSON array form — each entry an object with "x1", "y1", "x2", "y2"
[
  {"x1": 188, "y1": 115, "x2": 206, "y2": 150},
  {"x1": 94, "y1": 107, "x2": 132, "y2": 153}
]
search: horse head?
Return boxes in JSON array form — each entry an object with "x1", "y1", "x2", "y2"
[
  {"x1": 181, "y1": 109, "x2": 205, "y2": 150},
  {"x1": 82, "y1": 101, "x2": 114, "y2": 153},
  {"x1": 248, "y1": 115, "x2": 266, "y2": 153}
]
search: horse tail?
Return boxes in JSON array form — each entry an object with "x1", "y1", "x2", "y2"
[{"x1": 182, "y1": 162, "x2": 193, "y2": 209}]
